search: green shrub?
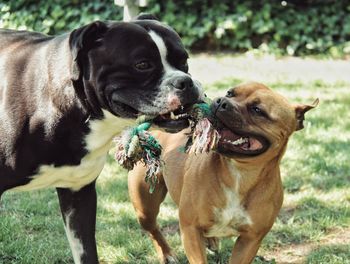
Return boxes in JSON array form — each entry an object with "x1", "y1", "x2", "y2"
[
  {"x1": 145, "y1": 0, "x2": 350, "y2": 56},
  {"x1": 0, "y1": 0, "x2": 123, "y2": 35},
  {"x1": 1, "y1": 0, "x2": 350, "y2": 56}
]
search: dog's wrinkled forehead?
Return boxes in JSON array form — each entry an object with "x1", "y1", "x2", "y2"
[{"x1": 231, "y1": 82, "x2": 296, "y2": 121}]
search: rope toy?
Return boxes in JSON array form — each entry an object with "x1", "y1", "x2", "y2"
[
  {"x1": 114, "y1": 97, "x2": 219, "y2": 193},
  {"x1": 114, "y1": 116, "x2": 162, "y2": 193},
  {"x1": 184, "y1": 97, "x2": 220, "y2": 154}
]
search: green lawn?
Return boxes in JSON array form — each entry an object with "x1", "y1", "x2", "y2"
[{"x1": 0, "y1": 64, "x2": 349, "y2": 263}]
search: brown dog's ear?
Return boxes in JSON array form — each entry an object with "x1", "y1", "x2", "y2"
[
  {"x1": 69, "y1": 21, "x2": 108, "y2": 81},
  {"x1": 295, "y1": 98, "x2": 319, "y2": 131}
]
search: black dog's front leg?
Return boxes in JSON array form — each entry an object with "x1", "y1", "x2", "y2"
[{"x1": 57, "y1": 181, "x2": 98, "y2": 264}]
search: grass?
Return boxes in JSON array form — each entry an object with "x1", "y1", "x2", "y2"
[{"x1": 1, "y1": 62, "x2": 350, "y2": 263}]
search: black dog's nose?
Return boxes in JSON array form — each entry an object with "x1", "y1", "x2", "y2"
[{"x1": 173, "y1": 76, "x2": 194, "y2": 90}]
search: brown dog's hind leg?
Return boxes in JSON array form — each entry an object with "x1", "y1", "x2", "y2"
[{"x1": 128, "y1": 164, "x2": 176, "y2": 263}]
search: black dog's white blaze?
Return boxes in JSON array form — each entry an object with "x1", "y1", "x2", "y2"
[{"x1": 137, "y1": 30, "x2": 203, "y2": 115}]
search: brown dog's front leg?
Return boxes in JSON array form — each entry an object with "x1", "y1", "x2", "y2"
[
  {"x1": 229, "y1": 235, "x2": 263, "y2": 264},
  {"x1": 180, "y1": 223, "x2": 207, "y2": 264}
]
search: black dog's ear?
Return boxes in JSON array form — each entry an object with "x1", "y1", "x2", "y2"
[
  {"x1": 134, "y1": 13, "x2": 158, "y2": 21},
  {"x1": 69, "y1": 21, "x2": 108, "y2": 80}
]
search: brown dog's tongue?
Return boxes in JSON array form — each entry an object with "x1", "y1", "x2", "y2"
[{"x1": 246, "y1": 138, "x2": 263, "y2": 151}]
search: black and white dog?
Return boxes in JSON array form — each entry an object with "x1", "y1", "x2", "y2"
[{"x1": 0, "y1": 15, "x2": 202, "y2": 263}]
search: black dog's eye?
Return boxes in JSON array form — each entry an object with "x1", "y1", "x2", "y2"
[
  {"x1": 226, "y1": 90, "x2": 235, "y2": 97},
  {"x1": 135, "y1": 61, "x2": 152, "y2": 71}
]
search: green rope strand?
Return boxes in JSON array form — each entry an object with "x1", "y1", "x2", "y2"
[
  {"x1": 114, "y1": 97, "x2": 218, "y2": 193},
  {"x1": 185, "y1": 97, "x2": 219, "y2": 154},
  {"x1": 114, "y1": 116, "x2": 162, "y2": 193}
]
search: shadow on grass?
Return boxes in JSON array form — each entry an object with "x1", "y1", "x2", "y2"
[
  {"x1": 266, "y1": 197, "x2": 350, "y2": 248},
  {"x1": 0, "y1": 192, "x2": 73, "y2": 264},
  {"x1": 0, "y1": 254, "x2": 22, "y2": 264},
  {"x1": 294, "y1": 197, "x2": 350, "y2": 226},
  {"x1": 283, "y1": 136, "x2": 350, "y2": 192},
  {"x1": 306, "y1": 244, "x2": 350, "y2": 263}
]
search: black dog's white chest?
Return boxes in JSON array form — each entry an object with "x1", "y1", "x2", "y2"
[{"x1": 11, "y1": 111, "x2": 135, "y2": 192}]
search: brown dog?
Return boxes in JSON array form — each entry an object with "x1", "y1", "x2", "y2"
[{"x1": 128, "y1": 82, "x2": 318, "y2": 264}]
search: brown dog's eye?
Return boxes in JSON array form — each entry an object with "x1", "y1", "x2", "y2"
[
  {"x1": 226, "y1": 90, "x2": 235, "y2": 97},
  {"x1": 135, "y1": 61, "x2": 152, "y2": 71},
  {"x1": 250, "y1": 105, "x2": 269, "y2": 119},
  {"x1": 252, "y1": 106, "x2": 262, "y2": 114}
]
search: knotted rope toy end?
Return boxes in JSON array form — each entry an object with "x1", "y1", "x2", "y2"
[
  {"x1": 185, "y1": 98, "x2": 220, "y2": 154},
  {"x1": 114, "y1": 117, "x2": 162, "y2": 193},
  {"x1": 114, "y1": 96, "x2": 219, "y2": 192}
]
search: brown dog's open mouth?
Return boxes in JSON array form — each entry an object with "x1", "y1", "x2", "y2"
[
  {"x1": 217, "y1": 128, "x2": 269, "y2": 156},
  {"x1": 152, "y1": 104, "x2": 192, "y2": 133}
]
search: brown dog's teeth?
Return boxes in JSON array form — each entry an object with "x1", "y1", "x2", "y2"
[
  {"x1": 223, "y1": 137, "x2": 249, "y2": 146},
  {"x1": 232, "y1": 137, "x2": 248, "y2": 145}
]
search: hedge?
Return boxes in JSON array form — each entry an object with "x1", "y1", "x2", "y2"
[{"x1": 1, "y1": 0, "x2": 350, "y2": 56}]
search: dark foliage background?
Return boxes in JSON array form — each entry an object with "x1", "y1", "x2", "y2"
[{"x1": 1, "y1": 0, "x2": 349, "y2": 56}]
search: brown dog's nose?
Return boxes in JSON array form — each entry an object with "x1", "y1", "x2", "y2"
[{"x1": 211, "y1": 97, "x2": 232, "y2": 113}]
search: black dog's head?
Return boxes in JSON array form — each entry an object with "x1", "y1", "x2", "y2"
[{"x1": 69, "y1": 15, "x2": 203, "y2": 132}]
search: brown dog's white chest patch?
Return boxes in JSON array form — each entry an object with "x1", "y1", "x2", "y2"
[{"x1": 204, "y1": 188, "x2": 252, "y2": 238}]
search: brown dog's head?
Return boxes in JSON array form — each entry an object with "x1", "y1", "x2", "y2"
[{"x1": 211, "y1": 82, "x2": 318, "y2": 159}]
